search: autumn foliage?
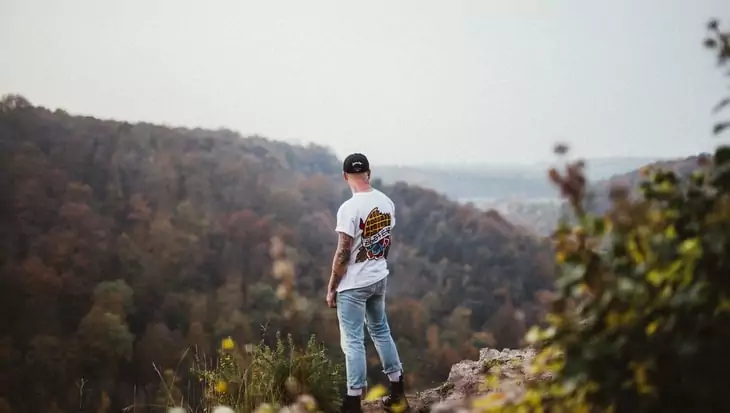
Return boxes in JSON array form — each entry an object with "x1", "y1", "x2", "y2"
[{"x1": 0, "y1": 94, "x2": 552, "y2": 411}]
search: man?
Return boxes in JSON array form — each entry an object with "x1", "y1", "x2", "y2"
[{"x1": 326, "y1": 153, "x2": 408, "y2": 413}]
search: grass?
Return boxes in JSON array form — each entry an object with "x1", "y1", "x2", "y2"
[{"x1": 181, "y1": 332, "x2": 344, "y2": 413}]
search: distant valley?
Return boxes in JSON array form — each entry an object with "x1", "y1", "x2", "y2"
[
  {"x1": 460, "y1": 197, "x2": 567, "y2": 237},
  {"x1": 378, "y1": 156, "x2": 666, "y2": 201},
  {"x1": 377, "y1": 155, "x2": 705, "y2": 236}
]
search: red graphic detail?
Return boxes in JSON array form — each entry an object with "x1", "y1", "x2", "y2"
[{"x1": 367, "y1": 237, "x2": 390, "y2": 260}]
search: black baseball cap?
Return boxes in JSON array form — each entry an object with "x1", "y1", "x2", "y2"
[{"x1": 343, "y1": 153, "x2": 370, "y2": 174}]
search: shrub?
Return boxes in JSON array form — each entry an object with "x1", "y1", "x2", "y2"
[
  {"x1": 193, "y1": 333, "x2": 344, "y2": 413},
  {"x1": 473, "y1": 19, "x2": 730, "y2": 413}
]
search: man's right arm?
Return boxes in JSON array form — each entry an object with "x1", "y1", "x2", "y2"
[
  {"x1": 330, "y1": 203, "x2": 356, "y2": 290},
  {"x1": 328, "y1": 231, "x2": 353, "y2": 292}
]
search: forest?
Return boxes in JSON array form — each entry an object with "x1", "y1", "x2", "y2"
[{"x1": 0, "y1": 96, "x2": 555, "y2": 413}]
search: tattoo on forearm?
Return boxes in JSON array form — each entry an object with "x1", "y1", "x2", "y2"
[
  {"x1": 329, "y1": 232, "x2": 353, "y2": 288},
  {"x1": 335, "y1": 246, "x2": 351, "y2": 265}
]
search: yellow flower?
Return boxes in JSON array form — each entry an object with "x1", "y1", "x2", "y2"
[
  {"x1": 296, "y1": 395, "x2": 318, "y2": 412},
  {"x1": 215, "y1": 380, "x2": 228, "y2": 393},
  {"x1": 645, "y1": 320, "x2": 659, "y2": 336},
  {"x1": 525, "y1": 326, "x2": 542, "y2": 344},
  {"x1": 678, "y1": 238, "x2": 701, "y2": 257},
  {"x1": 605, "y1": 312, "x2": 621, "y2": 329},
  {"x1": 656, "y1": 180, "x2": 673, "y2": 193},
  {"x1": 647, "y1": 209, "x2": 663, "y2": 223},
  {"x1": 363, "y1": 385, "x2": 387, "y2": 401},
  {"x1": 523, "y1": 389, "x2": 542, "y2": 405},
  {"x1": 665, "y1": 225, "x2": 677, "y2": 239},
  {"x1": 221, "y1": 337, "x2": 235, "y2": 351},
  {"x1": 471, "y1": 392, "x2": 506, "y2": 410},
  {"x1": 253, "y1": 403, "x2": 275, "y2": 413},
  {"x1": 630, "y1": 362, "x2": 654, "y2": 395},
  {"x1": 390, "y1": 400, "x2": 409, "y2": 413}
]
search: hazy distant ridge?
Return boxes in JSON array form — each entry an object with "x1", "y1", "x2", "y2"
[{"x1": 377, "y1": 156, "x2": 664, "y2": 201}]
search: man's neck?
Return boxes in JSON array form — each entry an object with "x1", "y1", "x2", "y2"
[{"x1": 351, "y1": 183, "x2": 373, "y2": 194}]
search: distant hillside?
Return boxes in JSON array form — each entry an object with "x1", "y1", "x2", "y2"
[
  {"x1": 0, "y1": 95, "x2": 554, "y2": 413},
  {"x1": 533, "y1": 156, "x2": 669, "y2": 182},
  {"x1": 377, "y1": 156, "x2": 664, "y2": 202},
  {"x1": 464, "y1": 197, "x2": 569, "y2": 237},
  {"x1": 463, "y1": 155, "x2": 708, "y2": 236},
  {"x1": 376, "y1": 165, "x2": 554, "y2": 200},
  {"x1": 586, "y1": 154, "x2": 710, "y2": 215}
]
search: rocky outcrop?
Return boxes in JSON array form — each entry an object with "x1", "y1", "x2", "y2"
[{"x1": 365, "y1": 347, "x2": 543, "y2": 412}]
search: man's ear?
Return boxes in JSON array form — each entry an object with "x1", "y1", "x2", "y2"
[
  {"x1": 367, "y1": 171, "x2": 371, "y2": 180},
  {"x1": 343, "y1": 172, "x2": 348, "y2": 181}
]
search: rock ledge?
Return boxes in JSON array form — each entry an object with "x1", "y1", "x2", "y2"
[{"x1": 365, "y1": 347, "x2": 543, "y2": 412}]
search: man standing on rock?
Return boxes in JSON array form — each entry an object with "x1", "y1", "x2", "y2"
[{"x1": 326, "y1": 153, "x2": 409, "y2": 413}]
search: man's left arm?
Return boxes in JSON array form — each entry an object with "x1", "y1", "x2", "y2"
[{"x1": 328, "y1": 232, "x2": 352, "y2": 293}]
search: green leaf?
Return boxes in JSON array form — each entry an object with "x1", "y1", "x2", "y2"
[
  {"x1": 678, "y1": 238, "x2": 702, "y2": 257},
  {"x1": 647, "y1": 270, "x2": 664, "y2": 287},
  {"x1": 714, "y1": 122, "x2": 730, "y2": 136},
  {"x1": 556, "y1": 263, "x2": 586, "y2": 290},
  {"x1": 713, "y1": 97, "x2": 730, "y2": 113},
  {"x1": 715, "y1": 145, "x2": 730, "y2": 164}
]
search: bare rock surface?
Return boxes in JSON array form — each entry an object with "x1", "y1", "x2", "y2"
[{"x1": 364, "y1": 347, "x2": 544, "y2": 413}]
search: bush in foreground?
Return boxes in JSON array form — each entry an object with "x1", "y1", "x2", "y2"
[{"x1": 471, "y1": 19, "x2": 730, "y2": 413}]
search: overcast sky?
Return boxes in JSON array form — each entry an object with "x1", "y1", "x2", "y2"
[{"x1": 1, "y1": 0, "x2": 729, "y2": 166}]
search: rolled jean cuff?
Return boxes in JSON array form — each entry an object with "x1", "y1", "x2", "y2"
[{"x1": 383, "y1": 364, "x2": 403, "y2": 375}]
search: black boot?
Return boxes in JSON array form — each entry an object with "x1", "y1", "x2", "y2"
[
  {"x1": 382, "y1": 375, "x2": 409, "y2": 412},
  {"x1": 340, "y1": 394, "x2": 363, "y2": 413}
]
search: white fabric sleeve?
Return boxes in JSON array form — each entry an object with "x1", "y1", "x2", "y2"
[
  {"x1": 335, "y1": 203, "x2": 356, "y2": 237},
  {"x1": 390, "y1": 199, "x2": 396, "y2": 229}
]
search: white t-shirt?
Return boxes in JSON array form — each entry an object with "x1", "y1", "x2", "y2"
[{"x1": 334, "y1": 188, "x2": 396, "y2": 293}]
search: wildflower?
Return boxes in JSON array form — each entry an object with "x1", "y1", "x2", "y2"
[
  {"x1": 221, "y1": 337, "x2": 235, "y2": 351},
  {"x1": 297, "y1": 395, "x2": 318, "y2": 412},
  {"x1": 276, "y1": 284, "x2": 290, "y2": 300},
  {"x1": 645, "y1": 320, "x2": 660, "y2": 336},
  {"x1": 285, "y1": 376, "x2": 302, "y2": 395},
  {"x1": 471, "y1": 392, "x2": 506, "y2": 410},
  {"x1": 254, "y1": 403, "x2": 275, "y2": 413},
  {"x1": 215, "y1": 380, "x2": 228, "y2": 393},
  {"x1": 273, "y1": 260, "x2": 295, "y2": 280},
  {"x1": 525, "y1": 326, "x2": 542, "y2": 344},
  {"x1": 678, "y1": 238, "x2": 701, "y2": 257},
  {"x1": 364, "y1": 384, "x2": 387, "y2": 401}
]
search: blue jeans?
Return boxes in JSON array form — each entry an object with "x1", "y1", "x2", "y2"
[{"x1": 337, "y1": 277, "x2": 403, "y2": 391}]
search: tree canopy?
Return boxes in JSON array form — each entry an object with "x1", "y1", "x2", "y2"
[{"x1": 0, "y1": 97, "x2": 554, "y2": 413}]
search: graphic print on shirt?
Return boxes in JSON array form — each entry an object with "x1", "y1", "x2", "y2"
[{"x1": 355, "y1": 207, "x2": 392, "y2": 263}]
